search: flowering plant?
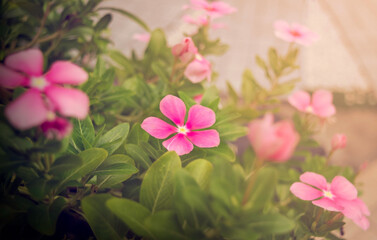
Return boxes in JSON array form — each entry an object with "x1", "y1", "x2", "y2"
[{"x1": 0, "y1": 1, "x2": 370, "y2": 240}]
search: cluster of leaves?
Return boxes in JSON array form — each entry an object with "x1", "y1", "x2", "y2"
[{"x1": 0, "y1": 1, "x2": 358, "y2": 240}]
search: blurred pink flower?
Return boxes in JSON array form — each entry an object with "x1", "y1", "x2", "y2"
[
  {"x1": 331, "y1": 134, "x2": 347, "y2": 150},
  {"x1": 288, "y1": 90, "x2": 336, "y2": 118},
  {"x1": 290, "y1": 172, "x2": 369, "y2": 230},
  {"x1": 141, "y1": 95, "x2": 220, "y2": 155},
  {"x1": 172, "y1": 37, "x2": 198, "y2": 63},
  {"x1": 183, "y1": 15, "x2": 226, "y2": 29},
  {"x1": 187, "y1": 0, "x2": 237, "y2": 18},
  {"x1": 132, "y1": 33, "x2": 151, "y2": 43},
  {"x1": 184, "y1": 54, "x2": 211, "y2": 83},
  {"x1": 247, "y1": 114, "x2": 299, "y2": 162},
  {"x1": 41, "y1": 117, "x2": 73, "y2": 140},
  {"x1": 0, "y1": 49, "x2": 89, "y2": 135},
  {"x1": 193, "y1": 94, "x2": 203, "y2": 104},
  {"x1": 274, "y1": 20, "x2": 319, "y2": 46}
]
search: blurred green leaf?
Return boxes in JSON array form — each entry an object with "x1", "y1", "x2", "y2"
[
  {"x1": 248, "y1": 213, "x2": 295, "y2": 234},
  {"x1": 125, "y1": 144, "x2": 152, "y2": 170},
  {"x1": 96, "y1": 123, "x2": 130, "y2": 155},
  {"x1": 99, "y1": 7, "x2": 150, "y2": 32},
  {"x1": 184, "y1": 159, "x2": 213, "y2": 190},
  {"x1": 95, "y1": 13, "x2": 112, "y2": 32}
]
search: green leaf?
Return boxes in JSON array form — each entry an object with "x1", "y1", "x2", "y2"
[
  {"x1": 82, "y1": 194, "x2": 127, "y2": 240},
  {"x1": 226, "y1": 82, "x2": 238, "y2": 104},
  {"x1": 49, "y1": 154, "x2": 82, "y2": 176},
  {"x1": 184, "y1": 159, "x2": 213, "y2": 190},
  {"x1": 55, "y1": 148, "x2": 108, "y2": 191},
  {"x1": 96, "y1": 123, "x2": 130, "y2": 155},
  {"x1": 241, "y1": 69, "x2": 265, "y2": 103},
  {"x1": 106, "y1": 198, "x2": 156, "y2": 239},
  {"x1": 204, "y1": 142, "x2": 236, "y2": 162},
  {"x1": 178, "y1": 91, "x2": 197, "y2": 109},
  {"x1": 27, "y1": 178, "x2": 49, "y2": 201},
  {"x1": 27, "y1": 197, "x2": 65, "y2": 235},
  {"x1": 140, "y1": 142, "x2": 164, "y2": 160},
  {"x1": 125, "y1": 144, "x2": 152, "y2": 170},
  {"x1": 70, "y1": 117, "x2": 95, "y2": 151},
  {"x1": 144, "y1": 29, "x2": 167, "y2": 64},
  {"x1": 98, "y1": 7, "x2": 150, "y2": 31},
  {"x1": 127, "y1": 123, "x2": 149, "y2": 145},
  {"x1": 140, "y1": 151, "x2": 181, "y2": 213},
  {"x1": 95, "y1": 13, "x2": 112, "y2": 32},
  {"x1": 215, "y1": 123, "x2": 248, "y2": 141},
  {"x1": 248, "y1": 213, "x2": 295, "y2": 234},
  {"x1": 268, "y1": 47, "x2": 280, "y2": 76},
  {"x1": 14, "y1": 0, "x2": 43, "y2": 18},
  {"x1": 200, "y1": 85, "x2": 219, "y2": 109},
  {"x1": 93, "y1": 163, "x2": 138, "y2": 176}
]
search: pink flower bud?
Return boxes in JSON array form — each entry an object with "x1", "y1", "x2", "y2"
[
  {"x1": 41, "y1": 117, "x2": 73, "y2": 140},
  {"x1": 331, "y1": 134, "x2": 347, "y2": 150},
  {"x1": 184, "y1": 54, "x2": 211, "y2": 83},
  {"x1": 171, "y1": 37, "x2": 198, "y2": 63},
  {"x1": 247, "y1": 114, "x2": 299, "y2": 162}
]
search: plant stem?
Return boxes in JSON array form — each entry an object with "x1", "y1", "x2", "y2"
[
  {"x1": 169, "y1": 57, "x2": 178, "y2": 83},
  {"x1": 242, "y1": 157, "x2": 264, "y2": 206}
]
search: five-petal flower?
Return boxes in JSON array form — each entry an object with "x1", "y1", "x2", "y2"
[{"x1": 274, "y1": 20, "x2": 319, "y2": 46}]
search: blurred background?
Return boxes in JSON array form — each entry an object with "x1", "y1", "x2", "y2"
[{"x1": 102, "y1": 1, "x2": 377, "y2": 238}]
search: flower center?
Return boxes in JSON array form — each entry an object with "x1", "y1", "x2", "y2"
[
  {"x1": 290, "y1": 30, "x2": 302, "y2": 37},
  {"x1": 323, "y1": 190, "x2": 334, "y2": 199},
  {"x1": 195, "y1": 54, "x2": 203, "y2": 61},
  {"x1": 305, "y1": 106, "x2": 313, "y2": 113},
  {"x1": 30, "y1": 76, "x2": 48, "y2": 90},
  {"x1": 46, "y1": 111, "x2": 56, "y2": 121},
  {"x1": 177, "y1": 126, "x2": 189, "y2": 134}
]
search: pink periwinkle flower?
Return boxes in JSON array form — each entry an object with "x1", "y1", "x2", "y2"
[
  {"x1": 141, "y1": 95, "x2": 220, "y2": 155},
  {"x1": 288, "y1": 90, "x2": 336, "y2": 118},
  {"x1": 132, "y1": 33, "x2": 151, "y2": 43},
  {"x1": 247, "y1": 114, "x2": 299, "y2": 162},
  {"x1": 0, "y1": 49, "x2": 89, "y2": 136},
  {"x1": 331, "y1": 134, "x2": 347, "y2": 150},
  {"x1": 183, "y1": 15, "x2": 226, "y2": 29},
  {"x1": 274, "y1": 20, "x2": 319, "y2": 46},
  {"x1": 193, "y1": 94, "x2": 203, "y2": 104},
  {"x1": 184, "y1": 54, "x2": 211, "y2": 83},
  {"x1": 41, "y1": 117, "x2": 73, "y2": 140},
  {"x1": 171, "y1": 37, "x2": 198, "y2": 63},
  {"x1": 290, "y1": 172, "x2": 370, "y2": 230},
  {"x1": 188, "y1": 0, "x2": 237, "y2": 19}
]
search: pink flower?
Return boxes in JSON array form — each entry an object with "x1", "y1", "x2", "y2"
[
  {"x1": 171, "y1": 37, "x2": 198, "y2": 63},
  {"x1": 0, "y1": 49, "x2": 89, "y2": 134},
  {"x1": 193, "y1": 94, "x2": 203, "y2": 104},
  {"x1": 184, "y1": 54, "x2": 211, "y2": 83},
  {"x1": 274, "y1": 20, "x2": 319, "y2": 46},
  {"x1": 132, "y1": 33, "x2": 151, "y2": 43},
  {"x1": 188, "y1": 0, "x2": 237, "y2": 19},
  {"x1": 41, "y1": 117, "x2": 73, "y2": 140},
  {"x1": 331, "y1": 134, "x2": 347, "y2": 150},
  {"x1": 141, "y1": 95, "x2": 220, "y2": 155},
  {"x1": 247, "y1": 114, "x2": 299, "y2": 162},
  {"x1": 288, "y1": 90, "x2": 336, "y2": 118},
  {"x1": 183, "y1": 15, "x2": 226, "y2": 29},
  {"x1": 290, "y1": 172, "x2": 370, "y2": 230}
]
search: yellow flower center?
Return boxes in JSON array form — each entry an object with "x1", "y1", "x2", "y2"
[
  {"x1": 30, "y1": 76, "x2": 48, "y2": 90},
  {"x1": 46, "y1": 111, "x2": 56, "y2": 121},
  {"x1": 323, "y1": 190, "x2": 334, "y2": 199},
  {"x1": 177, "y1": 126, "x2": 189, "y2": 134},
  {"x1": 195, "y1": 54, "x2": 203, "y2": 61},
  {"x1": 305, "y1": 106, "x2": 313, "y2": 113}
]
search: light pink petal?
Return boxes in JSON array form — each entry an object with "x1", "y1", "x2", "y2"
[
  {"x1": 288, "y1": 90, "x2": 311, "y2": 112},
  {"x1": 354, "y1": 198, "x2": 370, "y2": 216},
  {"x1": 211, "y1": 23, "x2": 227, "y2": 29},
  {"x1": 311, "y1": 90, "x2": 336, "y2": 117},
  {"x1": 210, "y1": 2, "x2": 237, "y2": 16},
  {"x1": 45, "y1": 61, "x2": 88, "y2": 85},
  {"x1": 274, "y1": 20, "x2": 295, "y2": 42},
  {"x1": 186, "y1": 104, "x2": 216, "y2": 130},
  {"x1": 299, "y1": 172, "x2": 328, "y2": 190},
  {"x1": 338, "y1": 198, "x2": 370, "y2": 230},
  {"x1": 162, "y1": 134, "x2": 193, "y2": 155},
  {"x1": 5, "y1": 89, "x2": 48, "y2": 130},
  {"x1": 330, "y1": 176, "x2": 357, "y2": 200},
  {"x1": 45, "y1": 86, "x2": 89, "y2": 119},
  {"x1": 312, "y1": 198, "x2": 343, "y2": 211},
  {"x1": 351, "y1": 216, "x2": 370, "y2": 230},
  {"x1": 268, "y1": 121, "x2": 299, "y2": 161},
  {"x1": 141, "y1": 117, "x2": 176, "y2": 139},
  {"x1": 183, "y1": 15, "x2": 198, "y2": 25},
  {"x1": 0, "y1": 65, "x2": 28, "y2": 88},
  {"x1": 133, "y1": 33, "x2": 151, "y2": 43},
  {"x1": 184, "y1": 56, "x2": 211, "y2": 83},
  {"x1": 331, "y1": 134, "x2": 347, "y2": 150},
  {"x1": 5, "y1": 49, "x2": 43, "y2": 76},
  {"x1": 159, "y1": 95, "x2": 186, "y2": 126},
  {"x1": 290, "y1": 182, "x2": 323, "y2": 201},
  {"x1": 186, "y1": 129, "x2": 220, "y2": 148},
  {"x1": 190, "y1": 0, "x2": 208, "y2": 9}
]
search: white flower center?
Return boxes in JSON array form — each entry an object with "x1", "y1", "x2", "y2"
[
  {"x1": 195, "y1": 54, "x2": 203, "y2": 61},
  {"x1": 323, "y1": 190, "x2": 334, "y2": 199},
  {"x1": 305, "y1": 106, "x2": 313, "y2": 113},
  {"x1": 177, "y1": 126, "x2": 189, "y2": 134},
  {"x1": 30, "y1": 76, "x2": 48, "y2": 90},
  {"x1": 46, "y1": 111, "x2": 56, "y2": 121}
]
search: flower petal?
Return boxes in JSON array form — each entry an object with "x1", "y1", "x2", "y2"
[
  {"x1": 184, "y1": 56, "x2": 211, "y2": 83},
  {"x1": 5, "y1": 49, "x2": 43, "y2": 76},
  {"x1": 186, "y1": 129, "x2": 220, "y2": 148},
  {"x1": 330, "y1": 176, "x2": 357, "y2": 200},
  {"x1": 299, "y1": 172, "x2": 328, "y2": 190},
  {"x1": 141, "y1": 117, "x2": 176, "y2": 139},
  {"x1": 311, "y1": 90, "x2": 336, "y2": 117},
  {"x1": 5, "y1": 89, "x2": 48, "y2": 130},
  {"x1": 312, "y1": 198, "x2": 343, "y2": 211},
  {"x1": 186, "y1": 105, "x2": 216, "y2": 130},
  {"x1": 45, "y1": 86, "x2": 89, "y2": 119},
  {"x1": 290, "y1": 182, "x2": 323, "y2": 200},
  {"x1": 45, "y1": 61, "x2": 88, "y2": 85},
  {"x1": 41, "y1": 117, "x2": 73, "y2": 140},
  {"x1": 0, "y1": 65, "x2": 28, "y2": 88},
  {"x1": 162, "y1": 134, "x2": 193, "y2": 155},
  {"x1": 160, "y1": 95, "x2": 186, "y2": 126},
  {"x1": 288, "y1": 90, "x2": 311, "y2": 112}
]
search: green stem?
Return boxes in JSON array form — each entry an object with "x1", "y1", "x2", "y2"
[
  {"x1": 242, "y1": 158, "x2": 264, "y2": 206},
  {"x1": 169, "y1": 57, "x2": 178, "y2": 83}
]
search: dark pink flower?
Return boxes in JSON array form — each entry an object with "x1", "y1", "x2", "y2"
[
  {"x1": 188, "y1": 0, "x2": 237, "y2": 19},
  {"x1": 132, "y1": 33, "x2": 151, "y2": 43},
  {"x1": 290, "y1": 172, "x2": 370, "y2": 230},
  {"x1": 0, "y1": 49, "x2": 89, "y2": 133},
  {"x1": 141, "y1": 95, "x2": 220, "y2": 155},
  {"x1": 274, "y1": 20, "x2": 319, "y2": 46},
  {"x1": 288, "y1": 90, "x2": 336, "y2": 118},
  {"x1": 172, "y1": 37, "x2": 198, "y2": 63},
  {"x1": 184, "y1": 54, "x2": 211, "y2": 83},
  {"x1": 331, "y1": 134, "x2": 347, "y2": 150},
  {"x1": 41, "y1": 117, "x2": 73, "y2": 140},
  {"x1": 248, "y1": 114, "x2": 299, "y2": 162}
]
